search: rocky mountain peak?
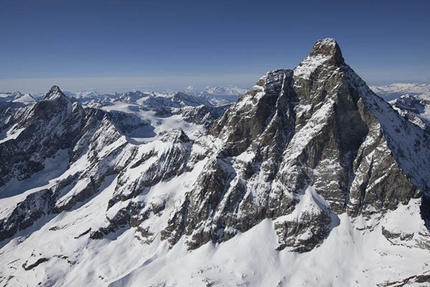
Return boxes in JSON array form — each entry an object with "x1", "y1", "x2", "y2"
[
  {"x1": 50, "y1": 85, "x2": 61, "y2": 93},
  {"x1": 44, "y1": 85, "x2": 68, "y2": 101},
  {"x1": 294, "y1": 38, "x2": 345, "y2": 80},
  {"x1": 309, "y1": 37, "x2": 344, "y2": 64}
]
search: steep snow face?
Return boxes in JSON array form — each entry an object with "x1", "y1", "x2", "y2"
[
  {"x1": 0, "y1": 92, "x2": 35, "y2": 104},
  {"x1": 370, "y1": 83, "x2": 430, "y2": 132},
  {"x1": 342, "y1": 68, "x2": 430, "y2": 198},
  {"x1": 0, "y1": 39, "x2": 430, "y2": 287}
]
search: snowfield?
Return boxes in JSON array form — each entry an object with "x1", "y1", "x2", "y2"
[{"x1": 1, "y1": 199, "x2": 429, "y2": 286}]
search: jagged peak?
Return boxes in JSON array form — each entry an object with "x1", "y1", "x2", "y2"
[
  {"x1": 309, "y1": 38, "x2": 343, "y2": 61},
  {"x1": 44, "y1": 85, "x2": 65, "y2": 100},
  {"x1": 44, "y1": 85, "x2": 70, "y2": 102},
  {"x1": 49, "y1": 85, "x2": 62, "y2": 95},
  {"x1": 294, "y1": 38, "x2": 345, "y2": 80}
]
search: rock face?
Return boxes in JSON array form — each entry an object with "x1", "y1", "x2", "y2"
[
  {"x1": 0, "y1": 38, "x2": 429, "y2": 286},
  {"x1": 0, "y1": 86, "x2": 83, "y2": 186},
  {"x1": 157, "y1": 38, "x2": 428, "y2": 252}
]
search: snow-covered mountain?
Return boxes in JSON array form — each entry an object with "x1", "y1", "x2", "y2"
[
  {"x1": 1, "y1": 38, "x2": 430, "y2": 287},
  {"x1": 183, "y1": 85, "x2": 247, "y2": 96},
  {"x1": 182, "y1": 85, "x2": 245, "y2": 105},
  {"x1": 0, "y1": 92, "x2": 36, "y2": 105},
  {"x1": 370, "y1": 83, "x2": 430, "y2": 132},
  {"x1": 371, "y1": 83, "x2": 430, "y2": 101}
]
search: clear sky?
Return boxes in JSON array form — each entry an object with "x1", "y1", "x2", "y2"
[{"x1": 1, "y1": 0, "x2": 429, "y2": 93}]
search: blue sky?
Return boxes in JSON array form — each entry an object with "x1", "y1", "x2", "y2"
[{"x1": 0, "y1": 0, "x2": 429, "y2": 93}]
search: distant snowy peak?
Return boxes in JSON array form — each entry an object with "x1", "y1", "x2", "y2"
[
  {"x1": 118, "y1": 91, "x2": 153, "y2": 103},
  {"x1": 183, "y1": 86, "x2": 247, "y2": 96},
  {"x1": 0, "y1": 91, "x2": 22, "y2": 100},
  {"x1": 172, "y1": 92, "x2": 212, "y2": 107},
  {"x1": 74, "y1": 89, "x2": 100, "y2": 99},
  {"x1": 44, "y1": 85, "x2": 69, "y2": 102},
  {"x1": 368, "y1": 83, "x2": 430, "y2": 129},
  {"x1": 391, "y1": 94, "x2": 430, "y2": 130},
  {"x1": 182, "y1": 86, "x2": 246, "y2": 104},
  {"x1": 0, "y1": 91, "x2": 35, "y2": 104},
  {"x1": 203, "y1": 86, "x2": 248, "y2": 96},
  {"x1": 68, "y1": 88, "x2": 238, "y2": 108},
  {"x1": 394, "y1": 94, "x2": 428, "y2": 114},
  {"x1": 370, "y1": 83, "x2": 430, "y2": 101},
  {"x1": 12, "y1": 93, "x2": 35, "y2": 104}
]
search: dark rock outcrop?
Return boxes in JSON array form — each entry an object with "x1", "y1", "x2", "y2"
[{"x1": 162, "y1": 38, "x2": 427, "y2": 251}]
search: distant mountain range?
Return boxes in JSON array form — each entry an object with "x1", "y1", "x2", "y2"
[
  {"x1": 370, "y1": 83, "x2": 430, "y2": 101},
  {"x1": 3, "y1": 82, "x2": 429, "y2": 107}
]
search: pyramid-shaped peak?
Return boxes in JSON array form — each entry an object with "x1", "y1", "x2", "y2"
[
  {"x1": 50, "y1": 85, "x2": 62, "y2": 93},
  {"x1": 294, "y1": 38, "x2": 346, "y2": 80},
  {"x1": 41, "y1": 85, "x2": 73, "y2": 107},
  {"x1": 44, "y1": 85, "x2": 68, "y2": 101},
  {"x1": 309, "y1": 38, "x2": 344, "y2": 65}
]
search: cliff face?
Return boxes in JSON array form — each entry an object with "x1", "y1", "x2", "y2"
[{"x1": 162, "y1": 38, "x2": 425, "y2": 252}]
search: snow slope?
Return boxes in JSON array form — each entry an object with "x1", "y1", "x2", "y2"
[{"x1": 1, "y1": 197, "x2": 428, "y2": 287}]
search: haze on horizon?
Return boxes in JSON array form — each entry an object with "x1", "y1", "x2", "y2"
[{"x1": 1, "y1": 0, "x2": 429, "y2": 94}]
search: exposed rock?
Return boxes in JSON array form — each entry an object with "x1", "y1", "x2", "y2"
[
  {"x1": 160, "y1": 38, "x2": 428, "y2": 251},
  {"x1": 0, "y1": 189, "x2": 54, "y2": 242}
]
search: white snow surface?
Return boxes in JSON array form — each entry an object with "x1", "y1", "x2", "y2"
[
  {"x1": 1, "y1": 194, "x2": 429, "y2": 287},
  {"x1": 99, "y1": 101, "x2": 206, "y2": 143},
  {"x1": 0, "y1": 124, "x2": 25, "y2": 144}
]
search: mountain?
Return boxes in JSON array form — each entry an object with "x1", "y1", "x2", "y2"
[
  {"x1": 369, "y1": 83, "x2": 430, "y2": 132},
  {"x1": 182, "y1": 85, "x2": 245, "y2": 105},
  {"x1": 203, "y1": 86, "x2": 247, "y2": 96},
  {"x1": 183, "y1": 85, "x2": 247, "y2": 97},
  {"x1": 371, "y1": 83, "x2": 430, "y2": 101},
  {"x1": 0, "y1": 91, "x2": 36, "y2": 105},
  {"x1": 1, "y1": 39, "x2": 430, "y2": 287}
]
